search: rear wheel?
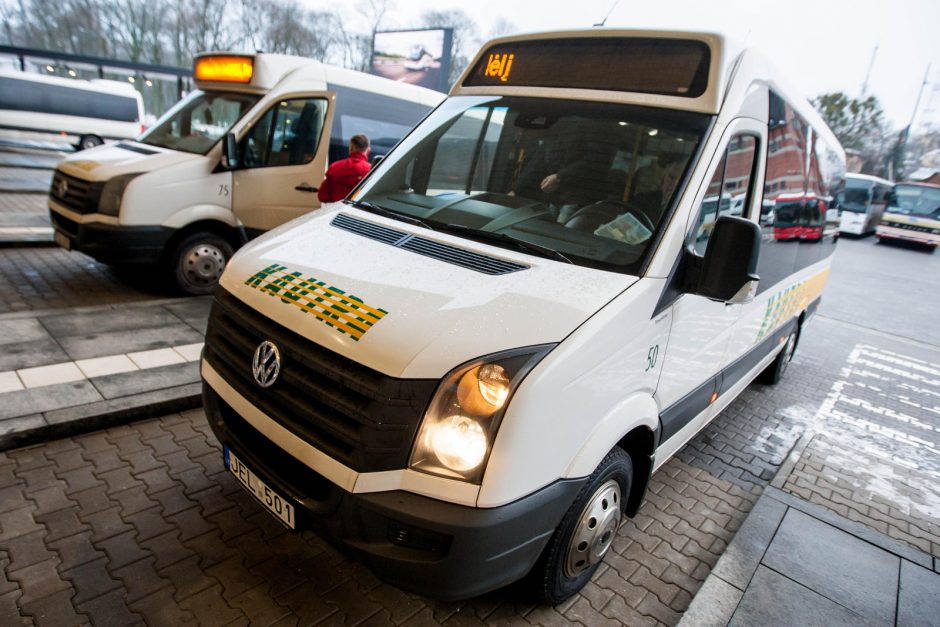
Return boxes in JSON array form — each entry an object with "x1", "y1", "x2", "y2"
[
  {"x1": 170, "y1": 232, "x2": 233, "y2": 295},
  {"x1": 77, "y1": 135, "x2": 103, "y2": 150},
  {"x1": 529, "y1": 447, "x2": 632, "y2": 605}
]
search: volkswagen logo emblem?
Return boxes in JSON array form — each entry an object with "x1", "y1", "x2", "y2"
[
  {"x1": 57, "y1": 178, "x2": 68, "y2": 198},
  {"x1": 252, "y1": 341, "x2": 281, "y2": 388}
]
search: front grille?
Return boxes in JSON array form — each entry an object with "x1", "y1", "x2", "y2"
[
  {"x1": 331, "y1": 213, "x2": 529, "y2": 275},
  {"x1": 49, "y1": 169, "x2": 102, "y2": 214},
  {"x1": 204, "y1": 288, "x2": 437, "y2": 473}
]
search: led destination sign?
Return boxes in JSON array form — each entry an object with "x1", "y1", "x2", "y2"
[{"x1": 465, "y1": 37, "x2": 710, "y2": 98}]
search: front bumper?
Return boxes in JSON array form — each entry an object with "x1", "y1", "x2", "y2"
[
  {"x1": 876, "y1": 224, "x2": 940, "y2": 247},
  {"x1": 202, "y1": 384, "x2": 585, "y2": 600},
  {"x1": 49, "y1": 206, "x2": 175, "y2": 265}
]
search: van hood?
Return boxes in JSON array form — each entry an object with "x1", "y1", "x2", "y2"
[
  {"x1": 57, "y1": 141, "x2": 203, "y2": 181},
  {"x1": 219, "y1": 206, "x2": 637, "y2": 379}
]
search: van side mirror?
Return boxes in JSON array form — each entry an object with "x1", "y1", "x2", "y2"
[
  {"x1": 694, "y1": 216, "x2": 761, "y2": 304},
  {"x1": 222, "y1": 132, "x2": 239, "y2": 170},
  {"x1": 371, "y1": 154, "x2": 384, "y2": 166}
]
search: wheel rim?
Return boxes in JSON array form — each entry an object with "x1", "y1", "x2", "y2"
[
  {"x1": 564, "y1": 479, "x2": 622, "y2": 578},
  {"x1": 181, "y1": 242, "x2": 226, "y2": 287}
]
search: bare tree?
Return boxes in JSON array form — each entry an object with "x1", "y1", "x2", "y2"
[
  {"x1": 7, "y1": 0, "x2": 111, "y2": 55},
  {"x1": 101, "y1": 0, "x2": 166, "y2": 63},
  {"x1": 488, "y1": 17, "x2": 518, "y2": 40},
  {"x1": 171, "y1": 0, "x2": 240, "y2": 66}
]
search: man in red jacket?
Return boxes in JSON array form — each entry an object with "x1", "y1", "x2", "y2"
[{"x1": 317, "y1": 134, "x2": 371, "y2": 203}]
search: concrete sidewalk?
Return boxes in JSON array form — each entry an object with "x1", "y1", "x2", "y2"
[
  {"x1": 0, "y1": 296, "x2": 210, "y2": 451},
  {"x1": 680, "y1": 485, "x2": 940, "y2": 626}
]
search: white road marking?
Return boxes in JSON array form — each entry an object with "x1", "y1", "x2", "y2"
[
  {"x1": 0, "y1": 342, "x2": 204, "y2": 391},
  {"x1": 802, "y1": 343, "x2": 940, "y2": 519}
]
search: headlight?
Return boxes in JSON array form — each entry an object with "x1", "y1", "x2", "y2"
[
  {"x1": 98, "y1": 173, "x2": 142, "y2": 217},
  {"x1": 410, "y1": 345, "x2": 555, "y2": 484}
]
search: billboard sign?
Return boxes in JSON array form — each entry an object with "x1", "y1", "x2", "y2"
[{"x1": 371, "y1": 28, "x2": 453, "y2": 93}]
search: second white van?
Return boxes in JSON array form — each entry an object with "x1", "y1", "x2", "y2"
[
  {"x1": 48, "y1": 53, "x2": 443, "y2": 293},
  {"x1": 0, "y1": 70, "x2": 144, "y2": 149}
]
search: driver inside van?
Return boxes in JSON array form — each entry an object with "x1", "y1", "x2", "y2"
[{"x1": 508, "y1": 118, "x2": 614, "y2": 222}]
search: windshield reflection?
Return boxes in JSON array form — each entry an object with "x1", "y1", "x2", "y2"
[
  {"x1": 138, "y1": 90, "x2": 259, "y2": 155},
  {"x1": 356, "y1": 96, "x2": 710, "y2": 274}
]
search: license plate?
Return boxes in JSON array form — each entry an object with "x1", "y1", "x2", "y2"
[
  {"x1": 224, "y1": 447, "x2": 295, "y2": 529},
  {"x1": 54, "y1": 231, "x2": 71, "y2": 250}
]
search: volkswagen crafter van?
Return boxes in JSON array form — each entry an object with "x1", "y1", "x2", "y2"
[
  {"x1": 201, "y1": 30, "x2": 844, "y2": 603},
  {"x1": 48, "y1": 53, "x2": 443, "y2": 294},
  {"x1": 0, "y1": 70, "x2": 144, "y2": 150}
]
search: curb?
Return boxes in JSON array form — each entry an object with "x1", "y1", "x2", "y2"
[
  {"x1": 0, "y1": 239, "x2": 56, "y2": 248},
  {"x1": 0, "y1": 383, "x2": 202, "y2": 451}
]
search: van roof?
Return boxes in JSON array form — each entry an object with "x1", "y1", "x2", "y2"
[
  {"x1": 846, "y1": 172, "x2": 894, "y2": 185},
  {"x1": 452, "y1": 29, "x2": 731, "y2": 114},
  {"x1": 194, "y1": 52, "x2": 443, "y2": 106},
  {"x1": 455, "y1": 28, "x2": 842, "y2": 158}
]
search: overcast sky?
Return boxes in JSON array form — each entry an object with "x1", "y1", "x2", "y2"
[{"x1": 319, "y1": 0, "x2": 940, "y2": 131}]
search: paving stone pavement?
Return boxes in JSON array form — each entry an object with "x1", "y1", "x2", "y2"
[
  {"x1": 0, "y1": 247, "x2": 178, "y2": 314},
  {"x1": 0, "y1": 409, "x2": 756, "y2": 626},
  {"x1": 0, "y1": 194, "x2": 48, "y2": 217}
]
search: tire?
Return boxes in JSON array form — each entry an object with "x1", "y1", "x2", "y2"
[
  {"x1": 758, "y1": 324, "x2": 798, "y2": 385},
  {"x1": 529, "y1": 447, "x2": 633, "y2": 605},
  {"x1": 77, "y1": 135, "x2": 103, "y2": 150},
  {"x1": 170, "y1": 232, "x2": 234, "y2": 295}
]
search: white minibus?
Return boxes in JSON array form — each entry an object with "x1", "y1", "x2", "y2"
[
  {"x1": 200, "y1": 30, "x2": 844, "y2": 602},
  {"x1": 48, "y1": 53, "x2": 443, "y2": 293},
  {"x1": 838, "y1": 172, "x2": 892, "y2": 236},
  {"x1": 0, "y1": 70, "x2": 144, "y2": 150}
]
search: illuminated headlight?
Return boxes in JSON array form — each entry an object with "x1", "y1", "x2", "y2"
[
  {"x1": 410, "y1": 345, "x2": 555, "y2": 483},
  {"x1": 98, "y1": 173, "x2": 142, "y2": 217}
]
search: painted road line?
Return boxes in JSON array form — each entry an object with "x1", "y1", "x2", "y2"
[{"x1": 3, "y1": 342, "x2": 205, "y2": 391}]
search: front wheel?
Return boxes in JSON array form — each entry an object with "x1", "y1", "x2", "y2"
[
  {"x1": 758, "y1": 325, "x2": 797, "y2": 385},
  {"x1": 170, "y1": 232, "x2": 234, "y2": 295},
  {"x1": 529, "y1": 447, "x2": 633, "y2": 605}
]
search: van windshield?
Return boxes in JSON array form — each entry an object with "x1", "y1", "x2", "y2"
[
  {"x1": 139, "y1": 90, "x2": 259, "y2": 155},
  {"x1": 356, "y1": 95, "x2": 710, "y2": 274}
]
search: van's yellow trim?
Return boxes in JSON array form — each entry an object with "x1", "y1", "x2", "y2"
[{"x1": 756, "y1": 268, "x2": 829, "y2": 341}]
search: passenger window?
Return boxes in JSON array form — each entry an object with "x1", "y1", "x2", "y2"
[
  {"x1": 241, "y1": 98, "x2": 328, "y2": 169},
  {"x1": 691, "y1": 134, "x2": 758, "y2": 256}
]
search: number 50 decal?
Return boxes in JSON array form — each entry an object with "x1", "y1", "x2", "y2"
[{"x1": 645, "y1": 344, "x2": 660, "y2": 372}]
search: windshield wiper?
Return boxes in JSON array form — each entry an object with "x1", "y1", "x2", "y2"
[
  {"x1": 439, "y1": 223, "x2": 573, "y2": 264},
  {"x1": 346, "y1": 200, "x2": 434, "y2": 231}
]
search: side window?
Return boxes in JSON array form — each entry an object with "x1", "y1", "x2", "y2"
[
  {"x1": 241, "y1": 98, "x2": 328, "y2": 169},
  {"x1": 691, "y1": 134, "x2": 759, "y2": 256}
]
